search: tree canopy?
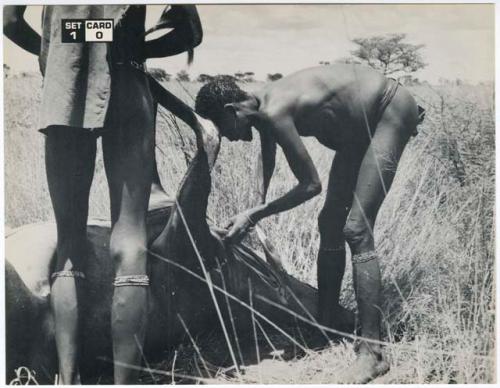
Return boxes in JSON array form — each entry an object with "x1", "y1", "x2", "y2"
[
  {"x1": 267, "y1": 73, "x2": 283, "y2": 82},
  {"x1": 350, "y1": 33, "x2": 426, "y2": 77},
  {"x1": 197, "y1": 74, "x2": 214, "y2": 83},
  {"x1": 148, "y1": 68, "x2": 171, "y2": 82},
  {"x1": 176, "y1": 70, "x2": 191, "y2": 82}
]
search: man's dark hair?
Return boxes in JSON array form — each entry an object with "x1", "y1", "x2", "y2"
[{"x1": 195, "y1": 75, "x2": 248, "y2": 122}]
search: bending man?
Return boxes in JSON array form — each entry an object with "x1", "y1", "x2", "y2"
[{"x1": 194, "y1": 65, "x2": 424, "y2": 383}]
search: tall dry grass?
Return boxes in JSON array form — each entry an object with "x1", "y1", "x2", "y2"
[{"x1": 3, "y1": 74, "x2": 495, "y2": 383}]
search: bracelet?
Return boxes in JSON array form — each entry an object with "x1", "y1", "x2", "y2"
[
  {"x1": 113, "y1": 274, "x2": 150, "y2": 287},
  {"x1": 51, "y1": 270, "x2": 86, "y2": 280}
]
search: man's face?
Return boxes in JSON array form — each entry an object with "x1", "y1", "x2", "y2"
[{"x1": 218, "y1": 110, "x2": 253, "y2": 142}]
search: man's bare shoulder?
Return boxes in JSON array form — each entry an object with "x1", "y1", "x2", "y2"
[
  {"x1": 257, "y1": 68, "x2": 327, "y2": 116},
  {"x1": 256, "y1": 81, "x2": 297, "y2": 121},
  {"x1": 258, "y1": 64, "x2": 386, "y2": 119}
]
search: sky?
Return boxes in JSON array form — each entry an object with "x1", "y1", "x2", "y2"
[{"x1": 3, "y1": 4, "x2": 495, "y2": 84}]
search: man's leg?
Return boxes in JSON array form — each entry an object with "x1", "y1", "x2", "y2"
[
  {"x1": 45, "y1": 127, "x2": 96, "y2": 384},
  {"x1": 102, "y1": 68, "x2": 155, "y2": 384},
  {"x1": 317, "y1": 150, "x2": 361, "y2": 330},
  {"x1": 340, "y1": 88, "x2": 417, "y2": 383}
]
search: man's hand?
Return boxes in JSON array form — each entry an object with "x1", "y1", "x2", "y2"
[
  {"x1": 224, "y1": 209, "x2": 257, "y2": 244},
  {"x1": 144, "y1": 5, "x2": 202, "y2": 60}
]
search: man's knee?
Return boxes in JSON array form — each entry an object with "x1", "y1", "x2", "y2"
[
  {"x1": 110, "y1": 231, "x2": 148, "y2": 274},
  {"x1": 343, "y1": 218, "x2": 373, "y2": 252}
]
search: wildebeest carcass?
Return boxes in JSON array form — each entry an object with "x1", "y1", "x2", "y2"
[{"x1": 5, "y1": 123, "x2": 353, "y2": 384}]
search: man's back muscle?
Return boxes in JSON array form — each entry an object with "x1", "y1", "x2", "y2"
[{"x1": 257, "y1": 65, "x2": 389, "y2": 147}]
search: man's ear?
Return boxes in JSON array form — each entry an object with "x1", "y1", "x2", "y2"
[{"x1": 223, "y1": 103, "x2": 237, "y2": 117}]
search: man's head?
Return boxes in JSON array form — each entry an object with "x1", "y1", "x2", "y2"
[{"x1": 195, "y1": 76, "x2": 254, "y2": 141}]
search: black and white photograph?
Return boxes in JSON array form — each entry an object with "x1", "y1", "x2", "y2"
[{"x1": 2, "y1": 2, "x2": 495, "y2": 384}]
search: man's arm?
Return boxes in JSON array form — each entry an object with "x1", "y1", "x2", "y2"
[
  {"x1": 225, "y1": 114, "x2": 321, "y2": 242},
  {"x1": 3, "y1": 6, "x2": 41, "y2": 56},
  {"x1": 144, "y1": 5, "x2": 202, "y2": 59},
  {"x1": 255, "y1": 130, "x2": 277, "y2": 204},
  {"x1": 252, "y1": 114, "x2": 322, "y2": 221}
]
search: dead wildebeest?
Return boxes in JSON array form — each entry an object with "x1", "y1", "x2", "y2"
[{"x1": 5, "y1": 118, "x2": 354, "y2": 384}]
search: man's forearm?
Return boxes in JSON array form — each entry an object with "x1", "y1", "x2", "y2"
[
  {"x1": 144, "y1": 27, "x2": 198, "y2": 59},
  {"x1": 144, "y1": 4, "x2": 201, "y2": 60},
  {"x1": 251, "y1": 181, "x2": 322, "y2": 222},
  {"x1": 4, "y1": 9, "x2": 41, "y2": 56}
]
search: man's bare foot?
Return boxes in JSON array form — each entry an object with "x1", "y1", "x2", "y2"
[
  {"x1": 338, "y1": 347, "x2": 389, "y2": 384},
  {"x1": 194, "y1": 113, "x2": 220, "y2": 171}
]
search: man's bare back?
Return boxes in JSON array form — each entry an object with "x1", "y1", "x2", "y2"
[{"x1": 255, "y1": 65, "x2": 391, "y2": 149}]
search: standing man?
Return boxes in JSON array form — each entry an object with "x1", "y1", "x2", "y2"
[
  {"x1": 4, "y1": 5, "x2": 202, "y2": 384},
  {"x1": 194, "y1": 66, "x2": 424, "y2": 383}
]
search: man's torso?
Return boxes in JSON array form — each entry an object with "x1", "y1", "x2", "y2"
[{"x1": 257, "y1": 65, "x2": 393, "y2": 150}]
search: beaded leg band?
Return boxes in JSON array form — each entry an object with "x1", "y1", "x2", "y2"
[
  {"x1": 351, "y1": 250, "x2": 378, "y2": 264},
  {"x1": 113, "y1": 275, "x2": 150, "y2": 287},
  {"x1": 51, "y1": 270, "x2": 86, "y2": 281}
]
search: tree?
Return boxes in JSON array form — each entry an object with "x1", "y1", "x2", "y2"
[
  {"x1": 350, "y1": 33, "x2": 426, "y2": 77},
  {"x1": 334, "y1": 57, "x2": 361, "y2": 65},
  {"x1": 197, "y1": 73, "x2": 213, "y2": 83},
  {"x1": 148, "y1": 68, "x2": 171, "y2": 82},
  {"x1": 176, "y1": 70, "x2": 190, "y2": 82},
  {"x1": 215, "y1": 74, "x2": 238, "y2": 82},
  {"x1": 234, "y1": 71, "x2": 245, "y2": 82},
  {"x1": 234, "y1": 71, "x2": 255, "y2": 83},
  {"x1": 244, "y1": 71, "x2": 255, "y2": 83},
  {"x1": 267, "y1": 73, "x2": 283, "y2": 82}
]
